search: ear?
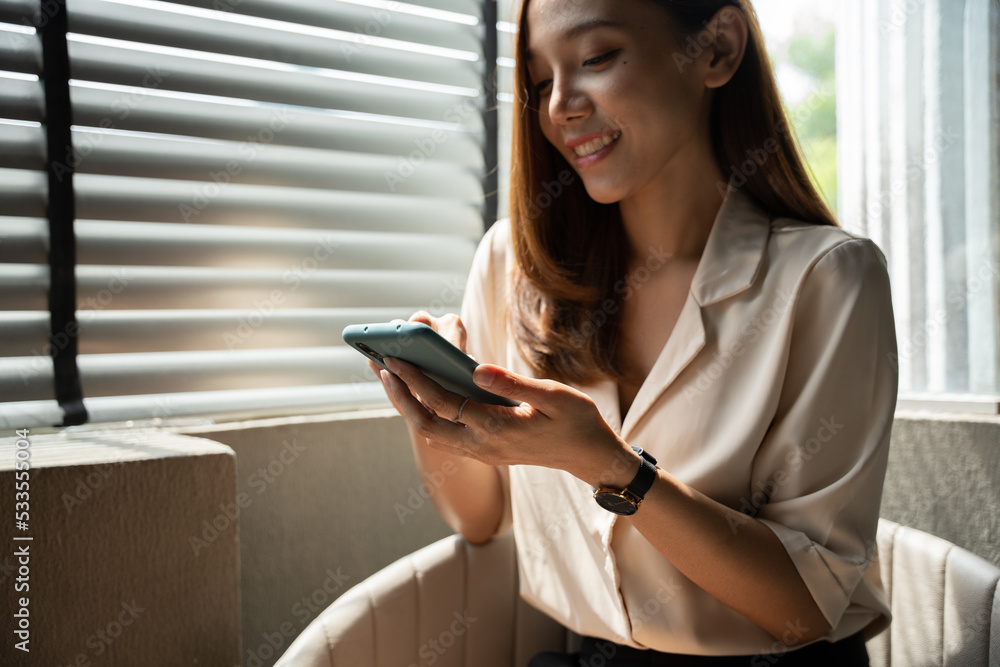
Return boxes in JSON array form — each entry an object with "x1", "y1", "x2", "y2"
[{"x1": 702, "y1": 6, "x2": 749, "y2": 89}]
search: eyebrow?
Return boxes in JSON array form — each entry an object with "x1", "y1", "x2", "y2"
[{"x1": 525, "y1": 18, "x2": 627, "y2": 61}]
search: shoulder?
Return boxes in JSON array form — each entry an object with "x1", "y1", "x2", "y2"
[
  {"x1": 470, "y1": 217, "x2": 512, "y2": 273},
  {"x1": 765, "y1": 216, "x2": 889, "y2": 296}
]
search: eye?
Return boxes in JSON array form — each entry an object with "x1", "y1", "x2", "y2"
[
  {"x1": 533, "y1": 77, "x2": 553, "y2": 96},
  {"x1": 583, "y1": 49, "x2": 621, "y2": 67}
]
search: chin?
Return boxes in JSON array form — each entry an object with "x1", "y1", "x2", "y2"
[{"x1": 580, "y1": 180, "x2": 627, "y2": 206}]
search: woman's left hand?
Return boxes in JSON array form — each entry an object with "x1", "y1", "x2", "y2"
[{"x1": 379, "y1": 357, "x2": 634, "y2": 487}]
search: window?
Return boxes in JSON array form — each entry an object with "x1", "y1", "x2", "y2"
[
  {"x1": 0, "y1": 0, "x2": 497, "y2": 428},
  {"x1": 837, "y1": 0, "x2": 1000, "y2": 411}
]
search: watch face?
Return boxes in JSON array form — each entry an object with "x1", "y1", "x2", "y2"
[{"x1": 594, "y1": 491, "x2": 638, "y2": 516}]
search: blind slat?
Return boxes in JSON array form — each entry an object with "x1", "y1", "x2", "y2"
[
  {"x1": 1, "y1": 346, "x2": 372, "y2": 399},
  {"x1": 0, "y1": 168, "x2": 47, "y2": 217},
  {"x1": 14, "y1": 171, "x2": 482, "y2": 232},
  {"x1": 165, "y1": 0, "x2": 483, "y2": 36},
  {"x1": 71, "y1": 83, "x2": 482, "y2": 158},
  {"x1": 0, "y1": 218, "x2": 478, "y2": 270},
  {"x1": 68, "y1": 37, "x2": 482, "y2": 123},
  {"x1": 0, "y1": 24, "x2": 42, "y2": 75},
  {"x1": 0, "y1": 383, "x2": 390, "y2": 430},
  {"x1": 71, "y1": 0, "x2": 483, "y2": 89},
  {"x1": 1, "y1": 307, "x2": 435, "y2": 355},
  {"x1": 2, "y1": 265, "x2": 472, "y2": 310},
  {"x1": 0, "y1": 125, "x2": 485, "y2": 198},
  {"x1": 0, "y1": 80, "x2": 486, "y2": 159},
  {"x1": 0, "y1": 76, "x2": 43, "y2": 122}
]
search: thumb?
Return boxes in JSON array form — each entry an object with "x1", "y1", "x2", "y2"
[{"x1": 473, "y1": 364, "x2": 557, "y2": 407}]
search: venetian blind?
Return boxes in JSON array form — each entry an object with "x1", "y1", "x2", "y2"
[{"x1": 0, "y1": 0, "x2": 496, "y2": 427}]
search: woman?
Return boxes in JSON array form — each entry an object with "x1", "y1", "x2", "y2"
[{"x1": 373, "y1": 0, "x2": 897, "y2": 664}]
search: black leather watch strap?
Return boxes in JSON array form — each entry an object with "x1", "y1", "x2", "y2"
[{"x1": 626, "y1": 446, "x2": 658, "y2": 501}]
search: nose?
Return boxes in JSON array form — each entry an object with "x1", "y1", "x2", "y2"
[{"x1": 547, "y1": 74, "x2": 591, "y2": 125}]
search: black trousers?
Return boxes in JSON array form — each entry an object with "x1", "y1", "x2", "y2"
[{"x1": 528, "y1": 631, "x2": 869, "y2": 667}]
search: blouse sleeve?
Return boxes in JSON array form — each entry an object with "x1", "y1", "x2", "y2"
[
  {"x1": 750, "y1": 237, "x2": 898, "y2": 630},
  {"x1": 460, "y1": 219, "x2": 514, "y2": 537}
]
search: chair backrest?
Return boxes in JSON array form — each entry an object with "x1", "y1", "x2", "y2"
[
  {"x1": 279, "y1": 519, "x2": 999, "y2": 666},
  {"x1": 276, "y1": 530, "x2": 568, "y2": 667},
  {"x1": 867, "y1": 519, "x2": 1000, "y2": 666}
]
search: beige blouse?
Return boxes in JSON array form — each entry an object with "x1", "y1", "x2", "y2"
[{"x1": 459, "y1": 188, "x2": 897, "y2": 655}]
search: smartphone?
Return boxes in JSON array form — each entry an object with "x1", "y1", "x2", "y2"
[{"x1": 342, "y1": 322, "x2": 519, "y2": 407}]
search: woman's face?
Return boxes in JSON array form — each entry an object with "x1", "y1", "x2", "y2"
[{"x1": 525, "y1": 0, "x2": 712, "y2": 205}]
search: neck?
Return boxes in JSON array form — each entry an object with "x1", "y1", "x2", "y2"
[{"x1": 617, "y1": 139, "x2": 728, "y2": 268}]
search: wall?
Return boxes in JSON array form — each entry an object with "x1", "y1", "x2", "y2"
[
  {"x1": 879, "y1": 410, "x2": 1000, "y2": 567},
  {"x1": 183, "y1": 409, "x2": 453, "y2": 667}
]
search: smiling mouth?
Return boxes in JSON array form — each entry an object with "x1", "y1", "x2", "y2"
[{"x1": 573, "y1": 131, "x2": 622, "y2": 158}]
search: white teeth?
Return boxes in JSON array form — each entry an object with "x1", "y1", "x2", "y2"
[{"x1": 573, "y1": 131, "x2": 621, "y2": 157}]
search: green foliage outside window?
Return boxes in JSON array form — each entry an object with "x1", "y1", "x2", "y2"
[{"x1": 780, "y1": 27, "x2": 838, "y2": 214}]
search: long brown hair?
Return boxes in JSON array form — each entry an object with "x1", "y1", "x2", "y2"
[{"x1": 508, "y1": 0, "x2": 837, "y2": 385}]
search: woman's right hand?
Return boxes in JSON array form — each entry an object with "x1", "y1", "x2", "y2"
[
  {"x1": 369, "y1": 311, "x2": 503, "y2": 544},
  {"x1": 368, "y1": 311, "x2": 469, "y2": 420}
]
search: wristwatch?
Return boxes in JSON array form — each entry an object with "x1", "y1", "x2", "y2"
[{"x1": 593, "y1": 446, "x2": 658, "y2": 516}]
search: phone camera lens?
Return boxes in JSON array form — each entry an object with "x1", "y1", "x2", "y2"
[{"x1": 356, "y1": 342, "x2": 383, "y2": 362}]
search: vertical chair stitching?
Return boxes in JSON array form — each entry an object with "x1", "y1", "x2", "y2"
[
  {"x1": 319, "y1": 608, "x2": 338, "y2": 665},
  {"x1": 413, "y1": 552, "x2": 423, "y2": 667},
  {"x1": 513, "y1": 548, "x2": 521, "y2": 665},
  {"x1": 367, "y1": 586, "x2": 379, "y2": 667},
  {"x1": 462, "y1": 539, "x2": 470, "y2": 667},
  {"x1": 986, "y1": 575, "x2": 999, "y2": 666},
  {"x1": 939, "y1": 544, "x2": 955, "y2": 667},
  {"x1": 885, "y1": 522, "x2": 898, "y2": 667}
]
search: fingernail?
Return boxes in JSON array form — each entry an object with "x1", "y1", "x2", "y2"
[
  {"x1": 473, "y1": 366, "x2": 494, "y2": 387},
  {"x1": 383, "y1": 357, "x2": 399, "y2": 373},
  {"x1": 379, "y1": 370, "x2": 390, "y2": 387}
]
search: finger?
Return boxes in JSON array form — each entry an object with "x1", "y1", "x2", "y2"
[
  {"x1": 384, "y1": 356, "x2": 466, "y2": 421},
  {"x1": 409, "y1": 310, "x2": 434, "y2": 327},
  {"x1": 437, "y1": 313, "x2": 468, "y2": 351},
  {"x1": 376, "y1": 370, "x2": 407, "y2": 415},
  {"x1": 383, "y1": 368, "x2": 467, "y2": 440},
  {"x1": 472, "y1": 364, "x2": 563, "y2": 411}
]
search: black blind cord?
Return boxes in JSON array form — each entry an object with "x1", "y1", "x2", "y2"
[{"x1": 40, "y1": 0, "x2": 88, "y2": 426}]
